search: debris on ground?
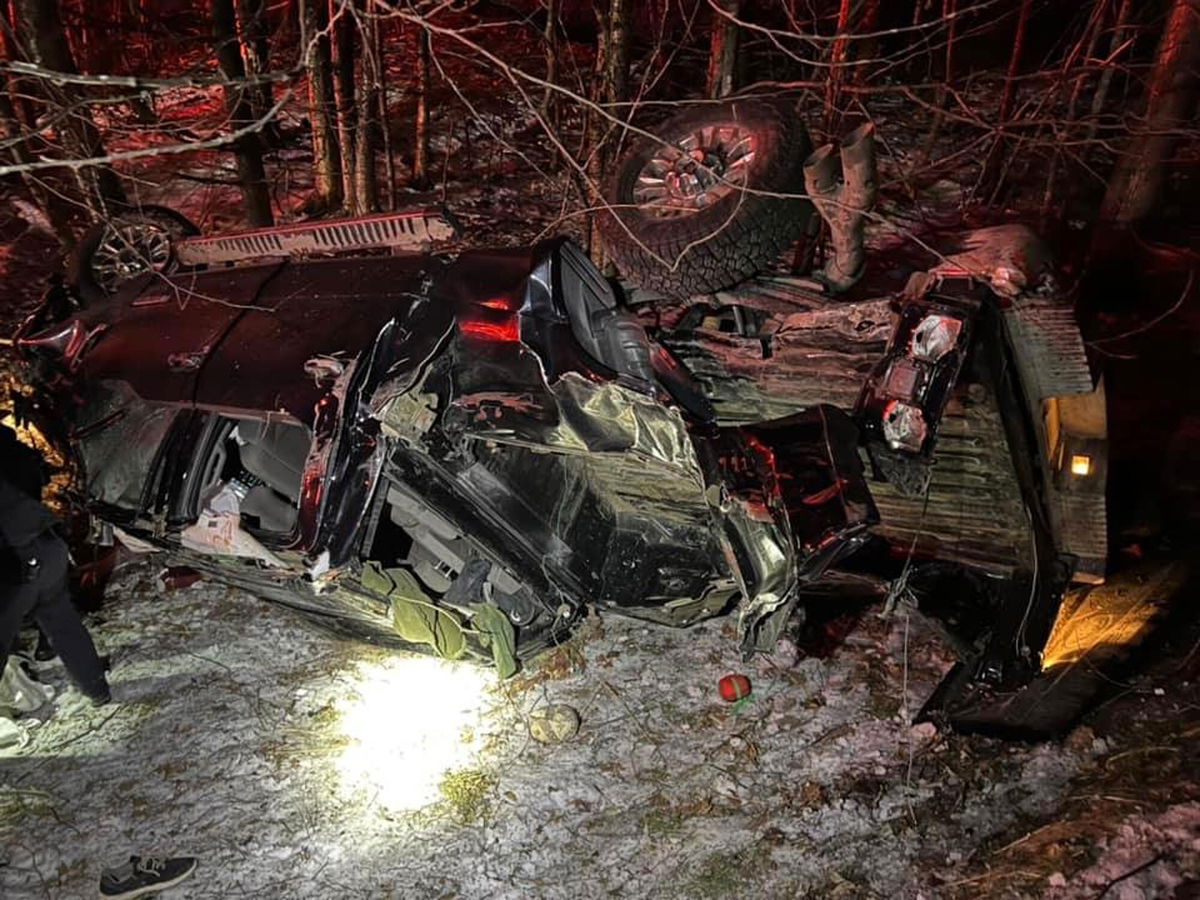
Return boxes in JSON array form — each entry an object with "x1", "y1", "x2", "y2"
[
  {"x1": 527, "y1": 704, "x2": 581, "y2": 744},
  {"x1": 6, "y1": 559, "x2": 1192, "y2": 897}
]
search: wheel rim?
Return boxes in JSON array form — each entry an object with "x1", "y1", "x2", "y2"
[
  {"x1": 89, "y1": 220, "x2": 174, "y2": 293},
  {"x1": 632, "y1": 124, "x2": 757, "y2": 218}
]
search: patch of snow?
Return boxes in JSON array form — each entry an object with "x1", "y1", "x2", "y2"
[
  {"x1": 0, "y1": 562, "x2": 1101, "y2": 898},
  {"x1": 1045, "y1": 803, "x2": 1200, "y2": 899}
]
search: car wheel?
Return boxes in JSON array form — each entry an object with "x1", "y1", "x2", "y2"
[
  {"x1": 68, "y1": 205, "x2": 199, "y2": 305},
  {"x1": 599, "y1": 98, "x2": 814, "y2": 298}
]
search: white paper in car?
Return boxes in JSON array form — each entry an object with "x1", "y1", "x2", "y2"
[
  {"x1": 181, "y1": 512, "x2": 285, "y2": 567},
  {"x1": 113, "y1": 525, "x2": 157, "y2": 554}
]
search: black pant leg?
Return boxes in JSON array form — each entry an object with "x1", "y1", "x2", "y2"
[{"x1": 30, "y1": 534, "x2": 107, "y2": 698}]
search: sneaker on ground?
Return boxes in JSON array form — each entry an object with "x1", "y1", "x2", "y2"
[{"x1": 98, "y1": 855, "x2": 198, "y2": 899}]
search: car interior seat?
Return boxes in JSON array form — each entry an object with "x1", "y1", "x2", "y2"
[{"x1": 235, "y1": 420, "x2": 310, "y2": 502}]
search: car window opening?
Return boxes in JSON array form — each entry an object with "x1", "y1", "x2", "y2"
[{"x1": 203, "y1": 419, "x2": 311, "y2": 536}]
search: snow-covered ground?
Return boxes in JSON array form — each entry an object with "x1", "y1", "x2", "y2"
[{"x1": 1, "y1": 557, "x2": 1154, "y2": 900}]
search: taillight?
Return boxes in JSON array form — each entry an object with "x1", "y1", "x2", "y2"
[
  {"x1": 460, "y1": 293, "x2": 522, "y2": 342},
  {"x1": 459, "y1": 316, "x2": 521, "y2": 342}
]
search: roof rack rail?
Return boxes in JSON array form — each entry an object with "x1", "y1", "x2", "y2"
[{"x1": 173, "y1": 207, "x2": 458, "y2": 267}]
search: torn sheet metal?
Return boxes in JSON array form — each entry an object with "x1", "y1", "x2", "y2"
[{"x1": 457, "y1": 372, "x2": 704, "y2": 481}]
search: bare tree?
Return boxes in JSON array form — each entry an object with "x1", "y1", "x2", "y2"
[
  {"x1": 1100, "y1": 0, "x2": 1200, "y2": 227},
  {"x1": 301, "y1": 0, "x2": 343, "y2": 211},
  {"x1": 212, "y1": 0, "x2": 274, "y2": 225},
  {"x1": 706, "y1": 0, "x2": 740, "y2": 99},
  {"x1": 1085, "y1": 0, "x2": 1135, "y2": 148},
  {"x1": 539, "y1": 0, "x2": 558, "y2": 119},
  {"x1": 237, "y1": 0, "x2": 277, "y2": 145},
  {"x1": 585, "y1": 0, "x2": 631, "y2": 265},
  {"x1": 0, "y1": 89, "x2": 74, "y2": 247},
  {"x1": 851, "y1": 0, "x2": 882, "y2": 84},
  {"x1": 976, "y1": 0, "x2": 1033, "y2": 199},
  {"x1": 331, "y1": 0, "x2": 358, "y2": 211},
  {"x1": 352, "y1": 7, "x2": 379, "y2": 212},
  {"x1": 603, "y1": 0, "x2": 630, "y2": 107},
  {"x1": 9, "y1": 0, "x2": 125, "y2": 213},
  {"x1": 412, "y1": 25, "x2": 431, "y2": 190},
  {"x1": 824, "y1": 0, "x2": 851, "y2": 126},
  {"x1": 375, "y1": 11, "x2": 395, "y2": 208}
]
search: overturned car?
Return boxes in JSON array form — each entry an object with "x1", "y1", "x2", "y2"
[{"x1": 12, "y1": 100, "x2": 1110, "y2": 735}]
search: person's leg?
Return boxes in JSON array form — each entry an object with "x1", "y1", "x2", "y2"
[
  {"x1": 33, "y1": 622, "x2": 56, "y2": 661},
  {"x1": 0, "y1": 579, "x2": 40, "y2": 677},
  {"x1": 30, "y1": 534, "x2": 109, "y2": 700}
]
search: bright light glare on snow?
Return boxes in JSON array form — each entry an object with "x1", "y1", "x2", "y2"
[{"x1": 336, "y1": 656, "x2": 493, "y2": 812}]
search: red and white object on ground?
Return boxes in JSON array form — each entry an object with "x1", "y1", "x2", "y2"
[{"x1": 718, "y1": 673, "x2": 752, "y2": 702}]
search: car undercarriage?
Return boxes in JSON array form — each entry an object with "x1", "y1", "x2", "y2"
[{"x1": 11, "y1": 100, "x2": 1112, "y2": 737}]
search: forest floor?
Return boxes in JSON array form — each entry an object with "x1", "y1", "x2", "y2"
[
  {"x1": 2, "y1": 39, "x2": 1200, "y2": 897},
  {"x1": 1, "y1": 557, "x2": 1198, "y2": 900}
]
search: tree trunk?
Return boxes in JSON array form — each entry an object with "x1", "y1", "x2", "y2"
[
  {"x1": 300, "y1": 0, "x2": 342, "y2": 210},
  {"x1": 823, "y1": 0, "x2": 851, "y2": 129},
  {"x1": 375, "y1": 13, "x2": 395, "y2": 209},
  {"x1": 0, "y1": 86, "x2": 75, "y2": 248},
  {"x1": 586, "y1": 0, "x2": 630, "y2": 267},
  {"x1": 995, "y1": 0, "x2": 1033, "y2": 127},
  {"x1": 1099, "y1": 0, "x2": 1199, "y2": 226},
  {"x1": 1084, "y1": 0, "x2": 1134, "y2": 147},
  {"x1": 412, "y1": 25, "x2": 430, "y2": 189},
  {"x1": 331, "y1": 0, "x2": 357, "y2": 212},
  {"x1": 213, "y1": 0, "x2": 274, "y2": 225},
  {"x1": 585, "y1": 10, "x2": 607, "y2": 266},
  {"x1": 916, "y1": 0, "x2": 957, "y2": 167},
  {"x1": 2, "y1": 0, "x2": 38, "y2": 130},
  {"x1": 9, "y1": 0, "x2": 126, "y2": 212},
  {"x1": 237, "y1": 0, "x2": 277, "y2": 144},
  {"x1": 540, "y1": 0, "x2": 558, "y2": 118},
  {"x1": 352, "y1": 9, "x2": 378, "y2": 213},
  {"x1": 604, "y1": 0, "x2": 630, "y2": 108},
  {"x1": 706, "y1": 0, "x2": 740, "y2": 99},
  {"x1": 851, "y1": 0, "x2": 882, "y2": 84}
]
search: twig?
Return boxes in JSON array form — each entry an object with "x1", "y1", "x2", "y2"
[
  {"x1": 991, "y1": 821, "x2": 1060, "y2": 856},
  {"x1": 1096, "y1": 853, "x2": 1163, "y2": 898},
  {"x1": 0, "y1": 93, "x2": 292, "y2": 177},
  {"x1": 1103, "y1": 745, "x2": 1179, "y2": 768}
]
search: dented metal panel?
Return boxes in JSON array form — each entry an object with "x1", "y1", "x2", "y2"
[
  {"x1": 192, "y1": 255, "x2": 442, "y2": 423},
  {"x1": 64, "y1": 267, "x2": 274, "y2": 406}
]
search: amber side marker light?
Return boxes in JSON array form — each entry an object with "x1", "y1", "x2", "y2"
[{"x1": 1069, "y1": 454, "x2": 1092, "y2": 477}]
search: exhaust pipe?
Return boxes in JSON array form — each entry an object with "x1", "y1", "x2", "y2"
[{"x1": 803, "y1": 123, "x2": 877, "y2": 293}]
